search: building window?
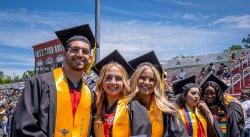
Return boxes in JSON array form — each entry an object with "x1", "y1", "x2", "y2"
[
  {"x1": 36, "y1": 59, "x2": 44, "y2": 73},
  {"x1": 50, "y1": 47, "x2": 53, "y2": 54},
  {"x1": 195, "y1": 58, "x2": 200, "y2": 62},
  {"x1": 45, "y1": 57, "x2": 54, "y2": 72}
]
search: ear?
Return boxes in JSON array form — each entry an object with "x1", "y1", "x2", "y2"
[{"x1": 89, "y1": 54, "x2": 93, "y2": 63}]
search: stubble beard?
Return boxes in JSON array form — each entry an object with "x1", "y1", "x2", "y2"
[{"x1": 66, "y1": 58, "x2": 89, "y2": 72}]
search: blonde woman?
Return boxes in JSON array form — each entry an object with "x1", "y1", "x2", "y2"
[
  {"x1": 93, "y1": 50, "x2": 150, "y2": 137},
  {"x1": 127, "y1": 51, "x2": 188, "y2": 137}
]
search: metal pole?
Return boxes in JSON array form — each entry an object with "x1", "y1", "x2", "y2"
[{"x1": 95, "y1": 0, "x2": 100, "y2": 63}]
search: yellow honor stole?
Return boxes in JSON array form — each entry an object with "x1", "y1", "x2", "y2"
[
  {"x1": 53, "y1": 68, "x2": 92, "y2": 137},
  {"x1": 179, "y1": 105, "x2": 207, "y2": 137},
  {"x1": 147, "y1": 98, "x2": 163, "y2": 137},
  {"x1": 224, "y1": 93, "x2": 241, "y2": 105},
  {"x1": 94, "y1": 97, "x2": 130, "y2": 137}
]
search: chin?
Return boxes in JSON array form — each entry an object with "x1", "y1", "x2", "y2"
[
  {"x1": 71, "y1": 65, "x2": 85, "y2": 71},
  {"x1": 108, "y1": 91, "x2": 121, "y2": 96}
]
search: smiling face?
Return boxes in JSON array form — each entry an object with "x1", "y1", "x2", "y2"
[
  {"x1": 203, "y1": 86, "x2": 217, "y2": 105},
  {"x1": 102, "y1": 65, "x2": 124, "y2": 96},
  {"x1": 65, "y1": 40, "x2": 92, "y2": 71},
  {"x1": 185, "y1": 87, "x2": 200, "y2": 108},
  {"x1": 137, "y1": 68, "x2": 156, "y2": 95}
]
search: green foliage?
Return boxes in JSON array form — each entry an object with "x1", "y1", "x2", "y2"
[
  {"x1": 22, "y1": 70, "x2": 35, "y2": 81},
  {"x1": 0, "y1": 70, "x2": 31, "y2": 84},
  {"x1": 229, "y1": 44, "x2": 242, "y2": 51},
  {"x1": 242, "y1": 34, "x2": 250, "y2": 48}
]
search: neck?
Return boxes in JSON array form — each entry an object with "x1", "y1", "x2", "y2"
[
  {"x1": 138, "y1": 93, "x2": 153, "y2": 109},
  {"x1": 63, "y1": 64, "x2": 85, "y2": 84},
  {"x1": 186, "y1": 103, "x2": 195, "y2": 111},
  {"x1": 106, "y1": 93, "x2": 120, "y2": 110}
]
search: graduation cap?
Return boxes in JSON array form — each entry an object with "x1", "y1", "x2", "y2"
[
  {"x1": 128, "y1": 51, "x2": 164, "y2": 76},
  {"x1": 55, "y1": 24, "x2": 99, "y2": 49},
  {"x1": 92, "y1": 50, "x2": 133, "y2": 76},
  {"x1": 172, "y1": 75, "x2": 196, "y2": 95},
  {"x1": 199, "y1": 73, "x2": 228, "y2": 92}
]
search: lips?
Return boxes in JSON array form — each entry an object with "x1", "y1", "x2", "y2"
[
  {"x1": 139, "y1": 86, "x2": 154, "y2": 94},
  {"x1": 73, "y1": 59, "x2": 86, "y2": 66}
]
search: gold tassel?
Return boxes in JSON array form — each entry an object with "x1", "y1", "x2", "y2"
[
  {"x1": 86, "y1": 43, "x2": 97, "y2": 74},
  {"x1": 161, "y1": 70, "x2": 165, "y2": 93}
]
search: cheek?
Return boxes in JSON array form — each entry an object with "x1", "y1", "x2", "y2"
[
  {"x1": 137, "y1": 79, "x2": 143, "y2": 85},
  {"x1": 102, "y1": 80, "x2": 109, "y2": 88},
  {"x1": 150, "y1": 82, "x2": 156, "y2": 88},
  {"x1": 118, "y1": 81, "x2": 124, "y2": 88}
]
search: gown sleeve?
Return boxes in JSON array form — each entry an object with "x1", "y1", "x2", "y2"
[
  {"x1": 227, "y1": 101, "x2": 245, "y2": 137},
  {"x1": 10, "y1": 74, "x2": 51, "y2": 137},
  {"x1": 162, "y1": 113, "x2": 189, "y2": 137}
]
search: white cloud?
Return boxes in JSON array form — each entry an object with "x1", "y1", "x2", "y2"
[
  {"x1": 0, "y1": 52, "x2": 34, "y2": 64},
  {"x1": 213, "y1": 15, "x2": 250, "y2": 29},
  {"x1": 153, "y1": 0, "x2": 197, "y2": 7},
  {"x1": 0, "y1": 9, "x2": 94, "y2": 49},
  {"x1": 100, "y1": 20, "x2": 232, "y2": 60},
  {"x1": 0, "y1": 8, "x2": 247, "y2": 76}
]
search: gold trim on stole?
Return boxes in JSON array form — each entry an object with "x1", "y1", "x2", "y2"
[
  {"x1": 53, "y1": 68, "x2": 92, "y2": 137},
  {"x1": 147, "y1": 98, "x2": 163, "y2": 137},
  {"x1": 178, "y1": 105, "x2": 207, "y2": 137},
  {"x1": 94, "y1": 97, "x2": 130, "y2": 137}
]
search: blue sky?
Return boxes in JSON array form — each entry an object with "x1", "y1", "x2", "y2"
[{"x1": 0, "y1": 0, "x2": 250, "y2": 76}]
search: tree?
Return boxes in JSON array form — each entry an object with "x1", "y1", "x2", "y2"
[
  {"x1": 242, "y1": 34, "x2": 250, "y2": 48},
  {"x1": 22, "y1": 70, "x2": 35, "y2": 81},
  {"x1": 12, "y1": 75, "x2": 22, "y2": 83},
  {"x1": 229, "y1": 44, "x2": 242, "y2": 51},
  {"x1": 0, "y1": 71, "x2": 4, "y2": 84},
  {"x1": 3, "y1": 75, "x2": 12, "y2": 84}
]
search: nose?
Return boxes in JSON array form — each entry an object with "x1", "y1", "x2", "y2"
[
  {"x1": 207, "y1": 94, "x2": 213, "y2": 98},
  {"x1": 75, "y1": 49, "x2": 84, "y2": 57},
  {"x1": 109, "y1": 77, "x2": 117, "y2": 86},
  {"x1": 144, "y1": 78, "x2": 150, "y2": 85}
]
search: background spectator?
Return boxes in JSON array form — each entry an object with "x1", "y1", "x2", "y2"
[
  {"x1": 241, "y1": 90, "x2": 250, "y2": 137},
  {"x1": 179, "y1": 68, "x2": 186, "y2": 79}
]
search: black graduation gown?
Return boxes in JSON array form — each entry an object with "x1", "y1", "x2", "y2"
[
  {"x1": 213, "y1": 101, "x2": 245, "y2": 137},
  {"x1": 10, "y1": 71, "x2": 96, "y2": 137},
  {"x1": 128, "y1": 100, "x2": 189, "y2": 137},
  {"x1": 227, "y1": 102, "x2": 245, "y2": 137}
]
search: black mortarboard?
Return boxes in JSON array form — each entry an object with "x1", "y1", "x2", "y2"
[
  {"x1": 55, "y1": 24, "x2": 99, "y2": 49},
  {"x1": 199, "y1": 73, "x2": 228, "y2": 92},
  {"x1": 172, "y1": 75, "x2": 196, "y2": 95},
  {"x1": 128, "y1": 51, "x2": 164, "y2": 76},
  {"x1": 92, "y1": 50, "x2": 133, "y2": 76}
]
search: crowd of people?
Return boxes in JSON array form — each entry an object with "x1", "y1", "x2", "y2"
[
  {"x1": 0, "y1": 88, "x2": 21, "y2": 137},
  {"x1": 1, "y1": 23, "x2": 250, "y2": 137}
]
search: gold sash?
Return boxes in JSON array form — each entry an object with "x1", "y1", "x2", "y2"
[
  {"x1": 53, "y1": 68, "x2": 92, "y2": 137},
  {"x1": 148, "y1": 98, "x2": 163, "y2": 137},
  {"x1": 179, "y1": 105, "x2": 207, "y2": 137},
  {"x1": 94, "y1": 97, "x2": 130, "y2": 137}
]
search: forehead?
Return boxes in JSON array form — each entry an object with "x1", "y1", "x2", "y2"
[
  {"x1": 141, "y1": 68, "x2": 155, "y2": 76},
  {"x1": 106, "y1": 65, "x2": 123, "y2": 74},
  {"x1": 69, "y1": 40, "x2": 91, "y2": 49},
  {"x1": 189, "y1": 87, "x2": 199, "y2": 92}
]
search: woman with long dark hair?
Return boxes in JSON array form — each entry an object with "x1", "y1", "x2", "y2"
[
  {"x1": 199, "y1": 73, "x2": 245, "y2": 137},
  {"x1": 173, "y1": 75, "x2": 219, "y2": 137}
]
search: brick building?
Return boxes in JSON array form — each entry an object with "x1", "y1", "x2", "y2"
[{"x1": 32, "y1": 39, "x2": 65, "y2": 74}]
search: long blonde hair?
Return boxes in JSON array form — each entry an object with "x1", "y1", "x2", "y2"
[
  {"x1": 128, "y1": 62, "x2": 178, "y2": 117},
  {"x1": 94, "y1": 62, "x2": 131, "y2": 121}
]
